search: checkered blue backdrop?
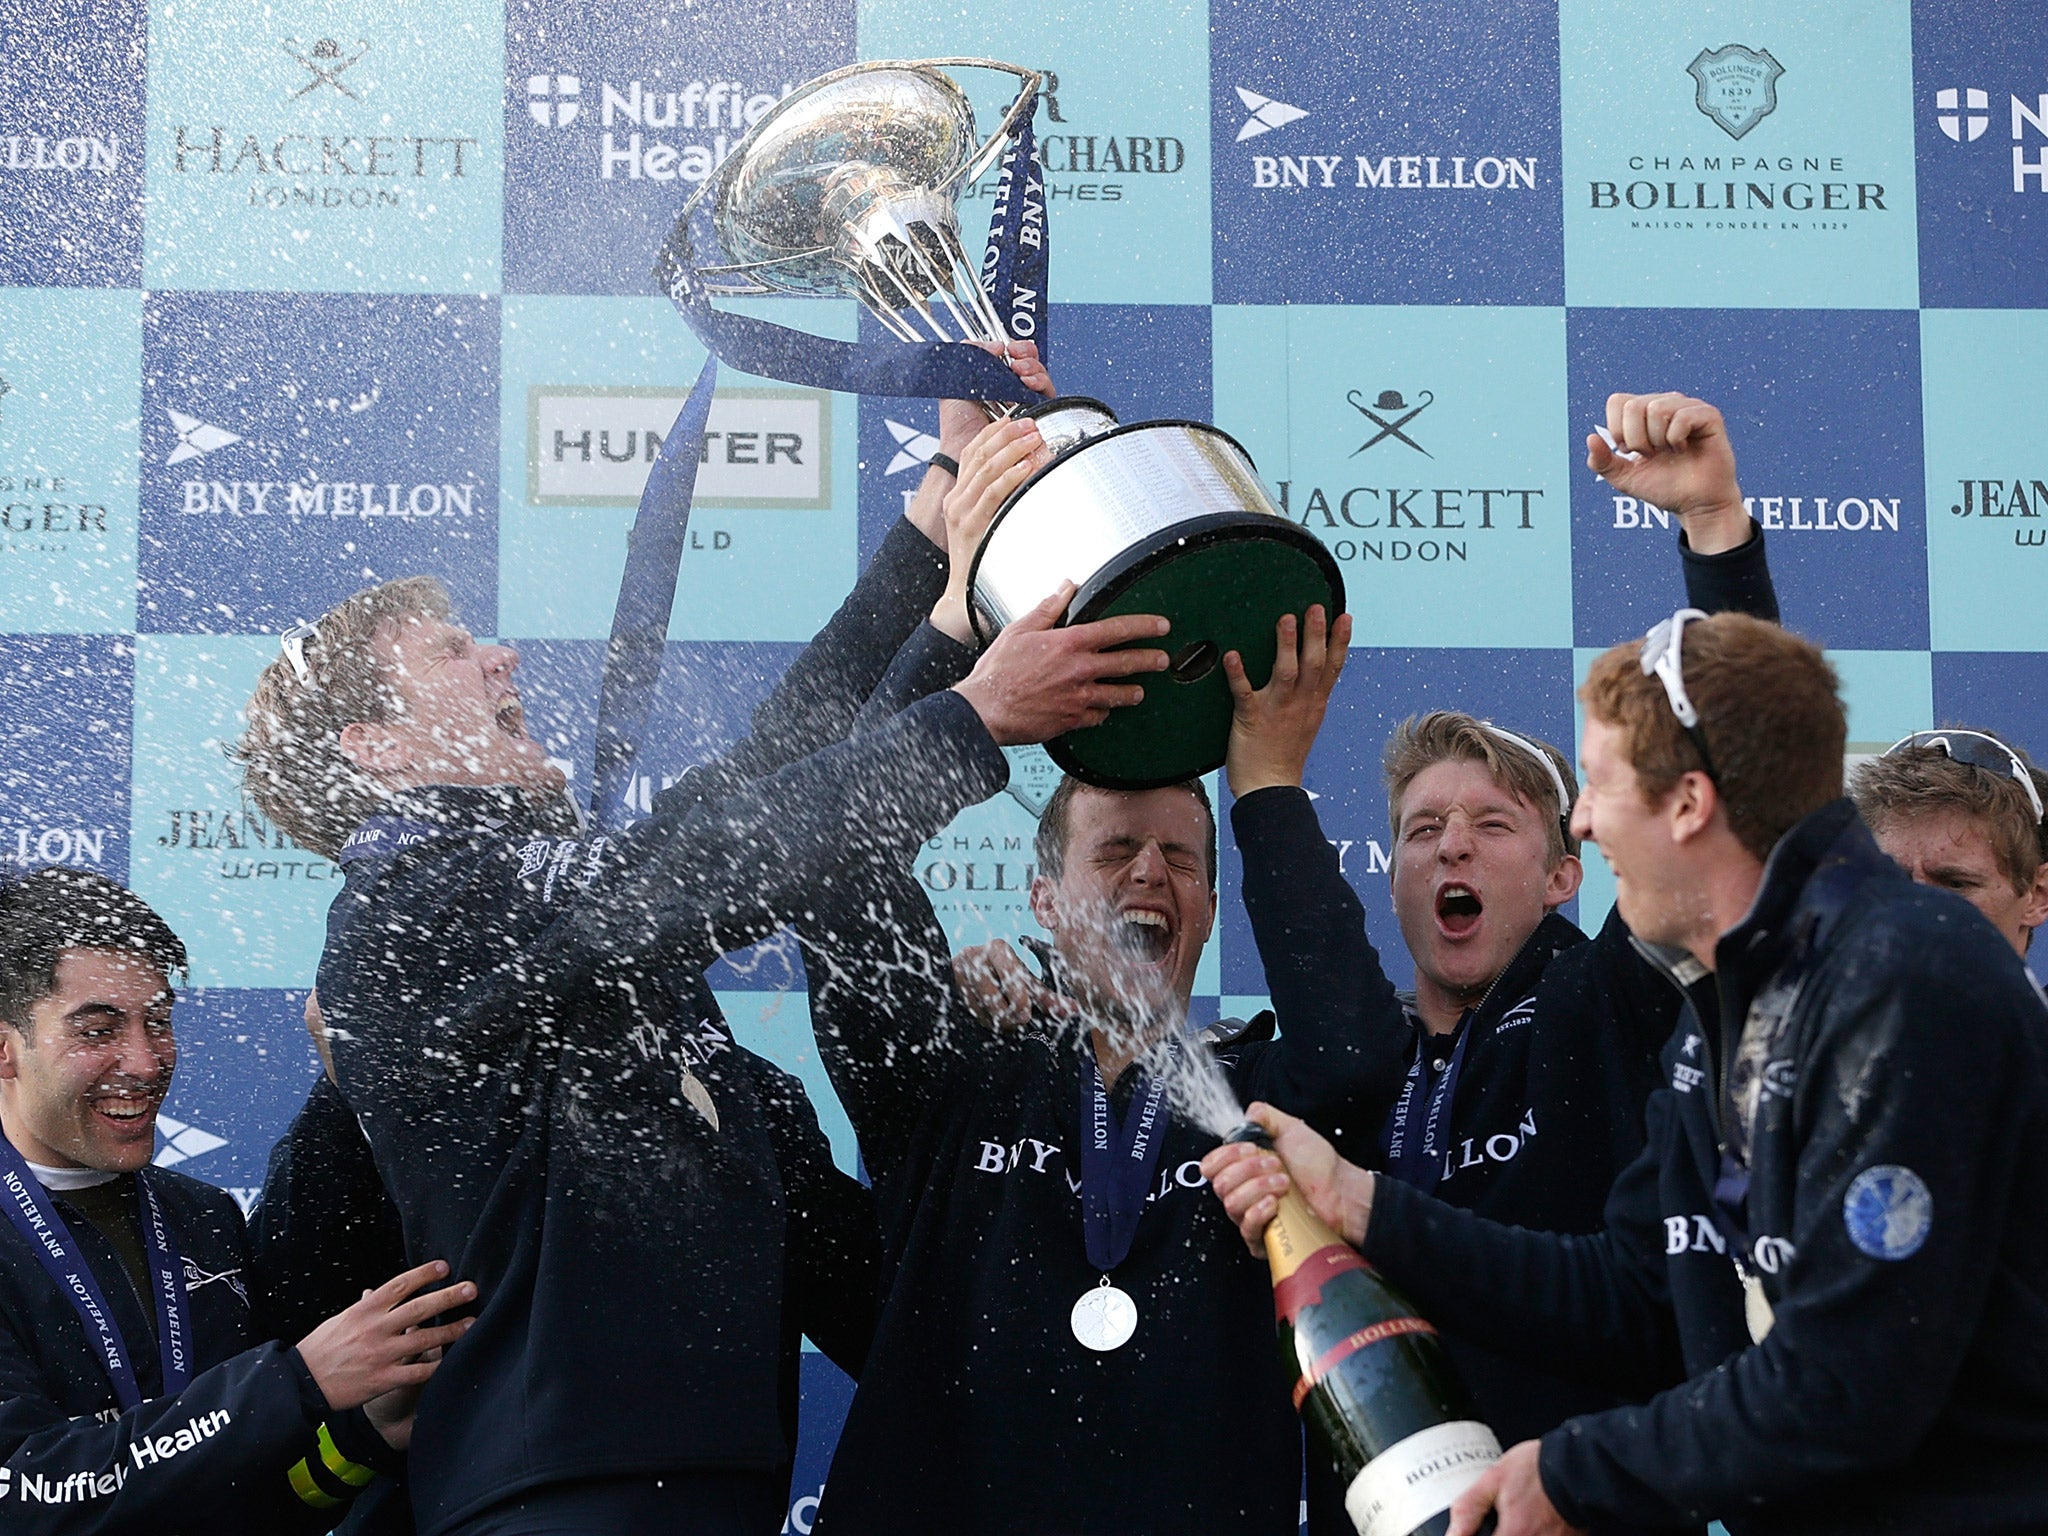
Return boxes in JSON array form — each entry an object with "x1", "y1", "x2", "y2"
[{"x1": 3, "y1": 0, "x2": 2045, "y2": 1525}]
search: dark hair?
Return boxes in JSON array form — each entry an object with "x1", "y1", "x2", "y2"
[
  {"x1": 1580, "y1": 614, "x2": 1845, "y2": 863},
  {"x1": 1852, "y1": 732, "x2": 2048, "y2": 894},
  {"x1": 0, "y1": 869, "x2": 187, "y2": 1039},
  {"x1": 1034, "y1": 776, "x2": 1218, "y2": 892}
]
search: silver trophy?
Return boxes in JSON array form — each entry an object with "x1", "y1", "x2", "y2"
[{"x1": 676, "y1": 59, "x2": 1041, "y2": 345}]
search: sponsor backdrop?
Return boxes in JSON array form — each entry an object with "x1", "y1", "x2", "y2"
[{"x1": 2, "y1": 0, "x2": 2044, "y2": 1524}]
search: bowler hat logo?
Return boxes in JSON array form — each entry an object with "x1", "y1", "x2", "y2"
[
  {"x1": 1345, "y1": 388, "x2": 1434, "y2": 458},
  {"x1": 1687, "y1": 45, "x2": 1784, "y2": 140},
  {"x1": 284, "y1": 37, "x2": 370, "y2": 100}
]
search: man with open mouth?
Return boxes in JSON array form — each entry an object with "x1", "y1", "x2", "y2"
[
  {"x1": 1225, "y1": 393, "x2": 1789, "y2": 1532},
  {"x1": 0, "y1": 866, "x2": 471, "y2": 1531},
  {"x1": 780, "y1": 394, "x2": 1391, "y2": 1531},
  {"x1": 231, "y1": 344, "x2": 1197, "y2": 1536}
]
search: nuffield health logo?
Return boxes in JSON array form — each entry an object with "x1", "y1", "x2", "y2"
[{"x1": 1687, "y1": 45, "x2": 1785, "y2": 141}]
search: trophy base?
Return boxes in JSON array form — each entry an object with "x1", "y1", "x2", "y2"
[{"x1": 1048, "y1": 513, "x2": 1345, "y2": 792}]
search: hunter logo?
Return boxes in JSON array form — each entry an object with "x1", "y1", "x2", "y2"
[
  {"x1": 528, "y1": 74, "x2": 581, "y2": 127},
  {"x1": 1935, "y1": 87, "x2": 1991, "y2": 142},
  {"x1": 1687, "y1": 45, "x2": 1785, "y2": 141},
  {"x1": 1347, "y1": 389, "x2": 1434, "y2": 458},
  {"x1": 1235, "y1": 86, "x2": 1309, "y2": 143},
  {"x1": 284, "y1": 37, "x2": 369, "y2": 101},
  {"x1": 527, "y1": 386, "x2": 830, "y2": 509}
]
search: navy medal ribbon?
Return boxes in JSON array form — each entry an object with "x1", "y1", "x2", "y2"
[
  {"x1": 1077, "y1": 1056, "x2": 1173, "y2": 1273},
  {"x1": 1382, "y1": 1014, "x2": 1475, "y2": 1194},
  {"x1": 0, "y1": 1140, "x2": 192, "y2": 1410}
]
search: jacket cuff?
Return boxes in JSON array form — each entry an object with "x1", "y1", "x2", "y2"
[
  {"x1": 282, "y1": 1343, "x2": 332, "y2": 1426},
  {"x1": 900, "y1": 689, "x2": 1011, "y2": 820},
  {"x1": 1536, "y1": 1432, "x2": 1597, "y2": 1531},
  {"x1": 875, "y1": 511, "x2": 950, "y2": 605},
  {"x1": 856, "y1": 622, "x2": 980, "y2": 733},
  {"x1": 1679, "y1": 522, "x2": 1779, "y2": 623},
  {"x1": 326, "y1": 1405, "x2": 406, "y2": 1479}
]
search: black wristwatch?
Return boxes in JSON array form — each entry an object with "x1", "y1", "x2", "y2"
[{"x1": 927, "y1": 451, "x2": 960, "y2": 478}]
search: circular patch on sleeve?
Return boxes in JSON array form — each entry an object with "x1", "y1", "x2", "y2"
[{"x1": 1843, "y1": 1164, "x2": 1933, "y2": 1261}]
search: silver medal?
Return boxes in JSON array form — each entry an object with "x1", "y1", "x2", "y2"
[{"x1": 1069, "y1": 1278, "x2": 1138, "y2": 1351}]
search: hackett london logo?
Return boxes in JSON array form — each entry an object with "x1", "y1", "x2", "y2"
[
  {"x1": 526, "y1": 385, "x2": 830, "y2": 509},
  {"x1": 1346, "y1": 389, "x2": 1434, "y2": 457},
  {"x1": 1949, "y1": 475, "x2": 2048, "y2": 550},
  {"x1": 284, "y1": 37, "x2": 369, "y2": 100},
  {"x1": 1687, "y1": 45, "x2": 1784, "y2": 141},
  {"x1": 1231, "y1": 84, "x2": 1539, "y2": 194},
  {"x1": 1587, "y1": 46, "x2": 1888, "y2": 230},
  {"x1": 1278, "y1": 388, "x2": 1543, "y2": 567},
  {"x1": 163, "y1": 35, "x2": 482, "y2": 214}
]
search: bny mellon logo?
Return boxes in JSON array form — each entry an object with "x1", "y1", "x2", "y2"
[
  {"x1": 154, "y1": 1113, "x2": 228, "y2": 1168},
  {"x1": 883, "y1": 418, "x2": 939, "y2": 476},
  {"x1": 1235, "y1": 87, "x2": 1308, "y2": 143},
  {"x1": 164, "y1": 409, "x2": 241, "y2": 467}
]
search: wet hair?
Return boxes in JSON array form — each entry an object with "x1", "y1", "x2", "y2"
[
  {"x1": 1851, "y1": 733, "x2": 2048, "y2": 895},
  {"x1": 1034, "y1": 776, "x2": 1218, "y2": 893},
  {"x1": 1580, "y1": 614, "x2": 1844, "y2": 864},
  {"x1": 0, "y1": 869, "x2": 187, "y2": 1040},
  {"x1": 232, "y1": 575, "x2": 453, "y2": 860},
  {"x1": 1383, "y1": 711, "x2": 1579, "y2": 865}
]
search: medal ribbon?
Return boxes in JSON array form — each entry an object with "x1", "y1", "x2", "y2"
[
  {"x1": 1077, "y1": 1056, "x2": 1172, "y2": 1273},
  {"x1": 0, "y1": 1141, "x2": 191, "y2": 1410},
  {"x1": 1382, "y1": 1014, "x2": 1474, "y2": 1193},
  {"x1": 977, "y1": 111, "x2": 1049, "y2": 359}
]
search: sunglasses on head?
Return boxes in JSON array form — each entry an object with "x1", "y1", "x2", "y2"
[
  {"x1": 1883, "y1": 730, "x2": 2045, "y2": 824},
  {"x1": 1639, "y1": 608, "x2": 1719, "y2": 783},
  {"x1": 1480, "y1": 722, "x2": 1575, "y2": 849}
]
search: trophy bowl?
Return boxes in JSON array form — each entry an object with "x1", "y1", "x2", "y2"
[{"x1": 969, "y1": 407, "x2": 1345, "y2": 791}]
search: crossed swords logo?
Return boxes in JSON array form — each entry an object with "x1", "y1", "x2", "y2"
[
  {"x1": 283, "y1": 37, "x2": 370, "y2": 100},
  {"x1": 1347, "y1": 388, "x2": 1434, "y2": 458}
]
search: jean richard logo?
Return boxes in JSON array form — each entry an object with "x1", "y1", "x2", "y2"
[{"x1": 1687, "y1": 45, "x2": 1785, "y2": 141}]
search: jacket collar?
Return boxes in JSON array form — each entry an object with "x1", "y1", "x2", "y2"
[
  {"x1": 1399, "y1": 909, "x2": 1588, "y2": 1037},
  {"x1": 372, "y1": 783, "x2": 583, "y2": 842}
]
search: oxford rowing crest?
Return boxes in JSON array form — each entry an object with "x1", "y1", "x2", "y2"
[{"x1": 1687, "y1": 45, "x2": 1785, "y2": 141}]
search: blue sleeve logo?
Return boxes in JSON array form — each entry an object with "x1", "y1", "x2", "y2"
[{"x1": 1843, "y1": 1164, "x2": 1933, "y2": 1261}]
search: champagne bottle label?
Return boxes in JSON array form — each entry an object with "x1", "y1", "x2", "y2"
[
  {"x1": 1273, "y1": 1240, "x2": 1371, "y2": 1323},
  {"x1": 1290, "y1": 1314, "x2": 1438, "y2": 1410},
  {"x1": 1343, "y1": 1419, "x2": 1502, "y2": 1536}
]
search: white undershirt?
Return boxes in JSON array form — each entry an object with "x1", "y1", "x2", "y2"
[{"x1": 26, "y1": 1160, "x2": 117, "y2": 1191}]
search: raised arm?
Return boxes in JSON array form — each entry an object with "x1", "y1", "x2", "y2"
[
  {"x1": 1219, "y1": 608, "x2": 1416, "y2": 1122},
  {"x1": 1589, "y1": 390, "x2": 1779, "y2": 622}
]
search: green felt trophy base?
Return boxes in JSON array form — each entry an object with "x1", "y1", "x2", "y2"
[{"x1": 1048, "y1": 513, "x2": 1346, "y2": 791}]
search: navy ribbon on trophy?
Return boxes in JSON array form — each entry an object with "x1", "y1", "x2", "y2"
[{"x1": 589, "y1": 355, "x2": 717, "y2": 830}]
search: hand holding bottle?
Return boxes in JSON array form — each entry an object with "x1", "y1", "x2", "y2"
[{"x1": 1201, "y1": 1102, "x2": 1375, "y2": 1254}]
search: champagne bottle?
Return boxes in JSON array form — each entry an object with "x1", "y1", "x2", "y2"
[{"x1": 1230, "y1": 1125, "x2": 1500, "y2": 1536}]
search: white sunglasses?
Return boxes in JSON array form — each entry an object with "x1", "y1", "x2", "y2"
[{"x1": 1639, "y1": 608, "x2": 1720, "y2": 782}]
